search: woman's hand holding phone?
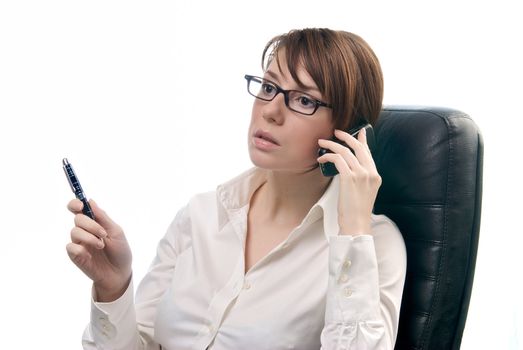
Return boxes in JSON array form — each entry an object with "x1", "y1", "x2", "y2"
[
  {"x1": 66, "y1": 199, "x2": 133, "y2": 302},
  {"x1": 317, "y1": 127, "x2": 382, "y2": 236}
]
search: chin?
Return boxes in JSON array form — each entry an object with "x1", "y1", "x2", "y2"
[{"x1": 249, "y1": 155, "x2": 320, "y2": 174}]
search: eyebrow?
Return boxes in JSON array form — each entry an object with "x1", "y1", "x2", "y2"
[{"x1": 265, "y1": 70, "x2": 320, "y2": 94}]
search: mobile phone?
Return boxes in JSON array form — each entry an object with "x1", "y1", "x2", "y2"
[{"x1": 318, "y1": 123, "x2": 375, "y2": 177}]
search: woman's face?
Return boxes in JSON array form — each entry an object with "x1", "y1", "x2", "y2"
[{"x1": 247, "y1": 56, "x2": 334, "y2": 173}]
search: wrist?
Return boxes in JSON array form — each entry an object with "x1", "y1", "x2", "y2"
[
  {"x1": 339, "y1": 230, "x2": 368, "y2": 236},
  {"x1": 339, "y1": 222, "x2": 371, "y2": 236},
  {"x1": 94, "y1": 274, "x2": 132, "y2": 302}
]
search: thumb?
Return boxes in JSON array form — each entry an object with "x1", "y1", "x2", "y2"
[{"x1": 89, "y1": 199, "x2": 118, "y2": 232}]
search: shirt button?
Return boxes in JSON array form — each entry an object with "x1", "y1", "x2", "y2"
[
  {"x1": 243, "y1": 281, "x2": 251, "y2": 290},
  {"x1": 338, "y1": 274, "x2": 349, "y2": 283},
  {"x1": 343, "y1": 287, "x2": 353, "y2": 297},
  {"x1": 342, "y1": 259, "x2": 352, "y2": 270}
]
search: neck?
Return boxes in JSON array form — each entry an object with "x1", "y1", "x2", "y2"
[{"x1": 252, "y1": 167, "x2": 332, "y2": 226}]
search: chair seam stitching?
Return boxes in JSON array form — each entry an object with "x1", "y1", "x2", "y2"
[{"x1": 420, "y1": 113, "x2": 454, "y2": 349}]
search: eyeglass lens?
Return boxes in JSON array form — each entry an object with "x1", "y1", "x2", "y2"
[{"x1": 248, "y1": 77, "x2": 319, "y2": 115}]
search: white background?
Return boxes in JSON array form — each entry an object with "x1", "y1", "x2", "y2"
[{"x1": 0, "y1": 1, "x2": 521, "y2": 348}]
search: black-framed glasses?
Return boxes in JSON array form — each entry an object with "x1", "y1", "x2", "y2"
[{"x1": 244, "y1": 74, "x2": 332, "y2": 116}]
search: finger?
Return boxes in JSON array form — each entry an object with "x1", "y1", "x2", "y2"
[
  {"x1": 358, "y1": 127, "x2": 370, "y2": 151},
  {"x1": 66, "y1": 242, "x2": 93, "y2": 266},
  {"x1": 67, "y1": 199, "x2": 84, "y2": 214},
  {"x1": 334, "y1": 129, "x2": 375, "y2": 169},
  {"x1": 318, "y1": 138, "x2": 362, "y2": 171},
  {"x1": 318, "y1": 138, "x2": 355, "y2": 156},
  {"x1": 74, "y1": 213, "x2": 108, "y2": 239},
  {"x1": 317, "y1": 152, "x2": 352, "y2": 175},
  {"x1": 334, "y1": 129, "x2": 367, "y2": 154},
  {"x1": 88, "y1": 199, "x2": 120, "y2": 232},
  {"x1": 71, "y1": 226, "x2": 105, "y2": 249}
]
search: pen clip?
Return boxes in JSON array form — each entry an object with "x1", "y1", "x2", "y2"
[
  {"x1": 64, "y1": 167, "x2": 76, "y2": 192},
  {"x1": 63, "y1": 158, "x2": 78, "y2": 193}
]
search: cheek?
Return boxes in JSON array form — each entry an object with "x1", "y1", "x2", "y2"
[
  {"x1": 248, "y1": 100, "x2": 264, "y2": 125},
  {"x1": 311, "y1": 130, "x2": 334, "y2": 157},
  {"x1": 309, "y1": 120, "x2": 334, "y2": 143},
  {"x1": 247, "y1": 103, "x2": 259, "y2": 133},
  {"x1": 296, "y1": 127, "x2": 333, "y2": 158},
  {"x1": 251, "y1": 98, "x2": 264, "y2": 114}
]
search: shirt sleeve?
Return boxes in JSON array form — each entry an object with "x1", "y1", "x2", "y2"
[
  {"x1": 81, "y1": 205, "x2": 191, "y2": 350},
  {"x1": 320, "y1": 216, "x2": 407, "y2": 350}
]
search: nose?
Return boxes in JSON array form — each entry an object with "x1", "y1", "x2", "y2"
[{"x1": 261, "y1": 92, "x2": 286, "y2": 125}]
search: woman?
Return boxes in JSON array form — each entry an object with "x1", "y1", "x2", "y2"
[{"x1": 66, "y1": 28, "x2": 406, "y2": 349}]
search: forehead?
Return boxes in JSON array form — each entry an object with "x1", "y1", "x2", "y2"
[{"x1": 265, "y1": 50, "x2": 319, "y2": 92}]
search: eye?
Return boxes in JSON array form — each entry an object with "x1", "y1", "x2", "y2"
[
  {"x1": 297, "y1": 95, "x2": 315, "y2": 108},
  {"x1": 261, "y1": 83, "x2": 276, "y2": 95}
]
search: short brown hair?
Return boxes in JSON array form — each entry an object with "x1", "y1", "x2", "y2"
[{"x1": 262, "y1": 28, "x2": 383, "y2": 130}]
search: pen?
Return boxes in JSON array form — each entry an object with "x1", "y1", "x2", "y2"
[{"x1": 62, "y1": 158, "x2": 95, "y2": 220}]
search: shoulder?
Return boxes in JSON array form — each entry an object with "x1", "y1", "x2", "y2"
[
  {"x1": 187, "y1": 190, "x2": 218, "y2": 209},
  {"x1": 172, "y1": 190, "x2": 219, "y2": 227},
  {"x1": 161, "y1": 190, "x2": 219, "y2": 253}
]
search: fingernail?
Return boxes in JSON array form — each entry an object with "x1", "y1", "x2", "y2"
[
  {"x1": 100, "y1": 229, "x2": 108, "y2": 238},
  {"x1": 97, "y1": 239, "x2": 105, "y2": 249}
]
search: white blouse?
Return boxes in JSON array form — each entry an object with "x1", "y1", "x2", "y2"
[{"x1": 81, "y1": 167, "x2": 407, "y2": 350}]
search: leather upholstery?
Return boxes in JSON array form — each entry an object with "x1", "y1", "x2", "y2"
[{"x1": 372, "y1": 106, "x2": 483, "y2": 350}]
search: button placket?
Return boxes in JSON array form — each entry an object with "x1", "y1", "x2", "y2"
[
  {"x1": 338, "y1": 274, "x2": 349, "y2": 284},
  {"x1": 342, "y1": 259, "x2": 352, "y2": 270},
  {"x1": 233, "y1": 280, "x2": 241, "y2": 291},
  {"x1": 97, "y1": 315, "x2": 115, "y2": 339},
  {"x1": 339, "y1": 258, "x2": 353, "y2": 296},
  {"x1": 207, "y1": 323, "x2": 215, "y2": 333}
]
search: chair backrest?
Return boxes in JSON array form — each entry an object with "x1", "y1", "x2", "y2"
[{"x1": 372, "y1": 106, "x2": 483, "y2": 350}]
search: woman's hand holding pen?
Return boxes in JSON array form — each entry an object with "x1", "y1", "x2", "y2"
[
  {"x1": 317, "y1": 127, "x2": 382, "y2": 236},
  {"x1": 66, "y1": 199, "x2": 133, "y2": 302}
]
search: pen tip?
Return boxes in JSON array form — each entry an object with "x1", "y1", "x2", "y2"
[{"x1": 62, "y1": 158, "x2": 69, "y2": 166}]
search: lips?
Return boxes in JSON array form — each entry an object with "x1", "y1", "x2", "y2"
[{"x1": 254, "y1": 130, "x2": 280, "y2": 145}]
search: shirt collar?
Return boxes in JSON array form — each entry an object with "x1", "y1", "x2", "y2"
[
  {"x1": 216, "y1": 167, "x2": 340, "y2": 241},
  {"x1": 216, "y1": 167, "x2": 268, "y2": 211},
  {"x1": 312, "y1": 174, "x2": 340, "y2": 241}
]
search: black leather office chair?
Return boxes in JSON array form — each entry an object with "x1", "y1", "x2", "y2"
[{"x1": 372, "y1": 106, "x2": 483, "y2": 350}]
